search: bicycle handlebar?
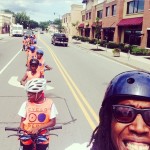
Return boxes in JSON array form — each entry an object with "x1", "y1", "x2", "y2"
[{"x1": 5, "y1": 125, "x2": 62, "y2": 132}]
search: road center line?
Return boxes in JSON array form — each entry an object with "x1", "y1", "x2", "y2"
[{"x1": 0, "y1": 49, "x2": 22, "y2": 75}]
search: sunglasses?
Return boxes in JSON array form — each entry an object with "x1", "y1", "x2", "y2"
[{"x1": 112, "y1": 105, "x2": 150, "y2": 126}]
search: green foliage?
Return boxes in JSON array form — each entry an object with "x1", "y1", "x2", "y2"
[
  {"x1": 99, "y1": 40, "x2": 107, "y2": 47},
  {"x1": 131, "y1": 47, "x2": 150, "y2": 55},
  {"x1": 39, "y1": 21, "x2": 50, "y2": 30},
  {"x1": 107, "y1": 42, "x2": 119, "y2": 49},
  {"x1": 15, "y1": 11, "x2": 30, "y2": 25}
]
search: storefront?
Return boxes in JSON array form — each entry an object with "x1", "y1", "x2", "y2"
[{"x1": 117, "y1": 17, "x2": 143, "y2": 46}]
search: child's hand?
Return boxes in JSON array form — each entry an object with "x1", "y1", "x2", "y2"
[{"x1": 28, "y1": 127, "x2": 40, "y2": 134}]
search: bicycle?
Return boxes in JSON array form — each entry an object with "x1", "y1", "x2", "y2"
[{"x1": 5, "y1": 125, "x2": 62, "y2": 150}]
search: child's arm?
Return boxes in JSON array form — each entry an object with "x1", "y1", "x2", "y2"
[
  {"x1": 19, "y1": 117, "x2": 26, "y2": 129},
  {"x1": 20, "y1": 73, "x2": 28, "y2": 86}
]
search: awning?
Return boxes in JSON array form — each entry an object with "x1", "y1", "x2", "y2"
[
  {"x1": 78, "y1": 23, "x2": 84, "y2": 28},
  {"x1": 92, "y1": 21, "x2": 102, "y2": 27},
  {"x1": 117, "y1": 17, "x2": 143, "y2": 26}
]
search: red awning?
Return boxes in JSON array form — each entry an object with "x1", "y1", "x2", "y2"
[
  {"x1": 78, "y1": 23, "x2": 84, "y2": 28},
  {"x1": 117, "y1": 17, "x2": 143, "y2": 26},
  {"x1": 92, "y1": 21, "x2": 102, "y2": 27}
]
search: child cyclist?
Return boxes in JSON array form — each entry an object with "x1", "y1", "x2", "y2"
[
  {"x1": 36, "y1": 50, "x2": 52, "y2": 78},
  {"x1": 26, "y1": 45, "x2": 37, "y2": 67},
  {"x1": 18, "y1": 78, "x2": 58, "y2": 150},
  {"x1": 20, "y1": 59, "x2": 43, "y2": 86}
]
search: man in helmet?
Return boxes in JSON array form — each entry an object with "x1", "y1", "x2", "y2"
[
  {"x1": 20, "y1": 59, "x2": 42, "y2": 86},
  {"x1": 36, "y1": 49, "x2": 52, "y2": 78},
  {"x1": 89, "y1": 70, "x2": 150, "y2": 150},
  {"x1": 18, "y1": 78, "x2": 58, "y2": 150}
]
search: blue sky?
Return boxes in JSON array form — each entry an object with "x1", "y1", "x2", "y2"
[{"x1": 0, "y1": 0, "x2": 83, "y2": 22}]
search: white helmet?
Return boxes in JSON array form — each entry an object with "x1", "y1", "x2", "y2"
[{"x1": 25, "y1": 78, "x2": 46, "y2": 93}]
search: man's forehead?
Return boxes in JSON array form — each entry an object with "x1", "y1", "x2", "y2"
[{"x1": 118, "y1": 99, "x2": 150, "y2": 108}]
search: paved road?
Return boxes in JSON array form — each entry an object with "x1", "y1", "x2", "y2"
[{"x1": 0, "y1": 33, "x2": 135, "y2": 150}]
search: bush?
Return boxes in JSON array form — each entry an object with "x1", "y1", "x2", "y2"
[
  {"x1": 72, "y1": 36, "x2": 77, "y2": 39},
  {"x1": 99, "y1": 40, "x2": 107, "y2": 47},
  {"x1": 107, "y1": 42, "x2": 119, "y2": 49},
  {"x1": 131, "y1": 47, "x2": 149, "y2": 55},
  {"x1": 89, "y1": 39, "x2": 97, "y2": 44}
]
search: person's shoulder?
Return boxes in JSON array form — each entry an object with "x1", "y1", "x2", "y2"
[{"x1": 45, "y1": 98, "x2": 53, "y2": 104}]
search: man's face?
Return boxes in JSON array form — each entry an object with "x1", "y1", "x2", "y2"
[{"x1": 111, "y1": 99, "x2": 150, "y2": 150}]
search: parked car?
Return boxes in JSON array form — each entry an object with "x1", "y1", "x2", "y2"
[{"x1": 51, "y1": 33, "x2": 68, "y2": 47}]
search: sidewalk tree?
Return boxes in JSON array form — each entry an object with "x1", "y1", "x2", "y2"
[
  {"x1": 72, "y1": 21, "x2": 79, "y2": 35},
  {"x1": 95, "y1": 17, "x2": 101, "y2": 49}
]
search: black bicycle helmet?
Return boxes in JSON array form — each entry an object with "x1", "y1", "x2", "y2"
[
  {"x1": 102, "y1": 70, "x2": 150, "y2": 106},
  {"x1": 29, "y1": 59, "x2": 39, "y2": 67}
]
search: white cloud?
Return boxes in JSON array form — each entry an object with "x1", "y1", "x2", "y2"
[{"x1": 0, "y1": 0, "x2": 83, "y2": 22}]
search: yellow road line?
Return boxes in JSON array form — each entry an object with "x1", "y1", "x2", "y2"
[{"x1": 39, "y1": 36, "x2": 98, "y2": 129}]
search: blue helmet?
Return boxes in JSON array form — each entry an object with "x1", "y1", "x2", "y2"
[
  {"x1": 102, "y1": 70, "x2": 150, "y2": 106},
  {"x1": 30, "y1": 46, "x2": 35, "y2": 52},
  {"x1": 37, "y1": 50, "x2": 44, "y2": 55}
]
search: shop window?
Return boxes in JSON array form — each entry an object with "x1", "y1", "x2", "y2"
[
  {"x1": 103, "y1": 28, "x2": 115, "y2": 42},
  {"x1": 147, "y1": 30, "x2": 150, "y2": 48},
  {"x1": 112, "y1": 4, "x2": 116, "y2": 16},
  {"x1": 124, "y1": 30, "x2": 141, "y2": 46},
  {"x1": 127, "y1": 0, "x2": 144, "y2": 14}
]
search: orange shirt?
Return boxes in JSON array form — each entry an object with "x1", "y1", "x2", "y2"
[{"x1": 26, "y1": 71, "x2": 41, "y2": 81}]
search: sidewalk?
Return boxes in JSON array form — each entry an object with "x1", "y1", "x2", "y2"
[
  {"x1": 70, "y1": 39, "x2": 150, "y2": 72},
  {"x1": 0, "y1": 33, "x2": 10, "y2": 40}
]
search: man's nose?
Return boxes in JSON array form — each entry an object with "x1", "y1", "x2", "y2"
[{"x1": 128, "y1": 114, "x2": 149, "y2": 134}]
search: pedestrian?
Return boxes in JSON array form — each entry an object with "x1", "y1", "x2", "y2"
[
  {"x1": 89, "y1": 70, "x2": 150, "y2": 150},
  {"x1": 18, "y1": 78, "x2": 58, "y2": 150}
]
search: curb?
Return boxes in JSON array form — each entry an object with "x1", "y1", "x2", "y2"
[{"x1": 71, "y1": 42, "x2": 147, "y2": 72}]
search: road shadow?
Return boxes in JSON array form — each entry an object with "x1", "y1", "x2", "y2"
[{"x1": 90, "y1": 48, "x2": 104, "y2": 51}]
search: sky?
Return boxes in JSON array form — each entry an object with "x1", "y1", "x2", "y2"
[{"x1": 0, "y1": 0, "x2": 83, "y2": 22}]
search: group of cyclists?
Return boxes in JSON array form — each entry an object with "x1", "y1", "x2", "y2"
[
  {"x1": 20, "y1": 32, "x2": 52, "y2": 85},
  {"x1": 12, "y1": 31, "x2": 59, "y2": 150}
]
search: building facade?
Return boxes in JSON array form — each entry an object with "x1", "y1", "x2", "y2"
[
  {"x1": 62, "y1": 0, "x2": 150, "y2": 48},
  {"x1": 0, "y1": 12, "x2": 15, "y2": 34},
  {"x1": 62, "y1": 4, "x2": 83, "y2": 37}
]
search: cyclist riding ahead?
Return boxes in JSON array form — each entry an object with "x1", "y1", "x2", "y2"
[
  {"x1": 18, "y1": 78, "x2": 58, "y2": 150},
  {"x1": 26, "y1": 45, "x2": 37, "y2": 67},
  {"x1": 20, "y1": 59, "x2": 43, "y2": 86},
  {"x1": 36, "y1": 50, "x2": 52, "y2": 78}
]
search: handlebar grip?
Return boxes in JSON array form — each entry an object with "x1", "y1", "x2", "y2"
[
  {"x1": 47, "y1": 125, "x2": 62, "y2": 131},
  {"x1": 5, "y1": 127, "x2": 19, "y2": 131}
]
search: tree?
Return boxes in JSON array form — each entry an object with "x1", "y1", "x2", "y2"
[
  {"x1": 29, "y1": 20, "x2": 39, "y2": 29},
  {"x1": 72, "y1": 21, "x2": 79, "y2": 35},
  {"x1": 15, "y1": 12, "x2": 30, "y2": 28},
  {"x1": 95, "y1": 17, "x2": 101, "y2": 49},
  {"x1": 53, "y1": 18, "x2": 62, "y2": 33},
  {"x1": 39, "y1": 21, "x2": 49, "y2": 30},
  {"x1": 2, "y1": 9, "x2": 15, "y2": 16}
]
